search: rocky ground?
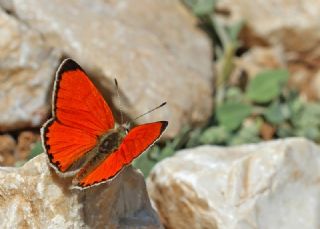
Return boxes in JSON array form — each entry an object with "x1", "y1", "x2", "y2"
[{"x1": 0, "y1": 154, "x2": 162, "y2": 228}]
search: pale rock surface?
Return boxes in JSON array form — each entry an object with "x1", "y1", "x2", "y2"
[
  {"x1": 147, "y1": 138, "x2": 320, "y2": 229},
  {"x1": 216, "y1": 0, "x2": 320, "y2": 56},
  {"x1": 0, "y1": 7, "x2": 61, "y2": 131},
  {"x1": 0, "y1": 153, "x2": 162, "y2": 229},
  {"x1": 3, "y1": 0, "x2": 213, "y2": 137}
]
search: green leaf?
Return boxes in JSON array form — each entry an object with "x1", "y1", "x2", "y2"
[
  {"x1": 216, "y1": 101, "x2": 253, "y2": 131},
  {"x1": 288, "y1": 95, "x2": 304, "y2": 126},
  {"x1": 264, "y1": 101, "x2": 290, "y2": 125},
  {"x1": 289, "y1": 102, "x2": 320, "y2": 141},
  {"x1": 168, "y1": 125, "x2": 191, "y2": 150},
  {"x1": 229, "y1": 118, "x2": 262, "y2": 145},
  {"x1": 191, "y1": 0, "x2": 216, "y2": 16},
  {"x1": 227, "y1": 21, "x2": 244, "y2": 43},
  {"x1": 277, "y1": 123, "x2": 294, "y2": 138},
  {"x1": 295, "y1": 103, "x2": 320, "y2": 128},
  {"x1": 133, "y1": 149, "x2": 158, "y2": 177},
  {"x1": 28, "y1": 141, "x2": 43, "y2": 160},
  {"x1": 186, "y1": 128, "x2": 202, "y2": 148},
  {"x1": 157, "y1": 143, "x2": 176, "y2": 161},
  {"x1": 246, "y1": 69, "x2": 289, "y2": 103},
  {"x1": 15, "y1": 160, "x2": 27, "y2": 167},
  {"x1": 199, "y1": 126, "x2": 230, "y2": 144},
  {"x1": 295, "y1": 127, "x2": 320, "y2": 141},
  {"x1": 225, "y1": 86, "x2": 244, "y2": 101}
]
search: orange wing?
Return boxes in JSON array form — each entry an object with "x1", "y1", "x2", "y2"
[
  {"x1": 41, "y1": 59, "x2": 114, "y2": 174},
  {"x1": 74, "y1": 121, "x2": 168, "y2": 188}
]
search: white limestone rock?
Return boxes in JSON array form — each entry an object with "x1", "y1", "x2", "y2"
[
  {"x1": 0, "y1": 7, "x2": 61, "y2": 131},
  {"x1": 5, "y1": 0, "x2": 214, "y2": 138},
  {"x1": 147, "y1": 138, "x2": 320, "y2": 229},
  {"x1": 0, "y1": 154, "x2": 162, "y2": 229}
]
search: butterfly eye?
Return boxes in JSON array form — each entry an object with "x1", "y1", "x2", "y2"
[{"x1": 122, "y1": 123, "x2": 130, "y2": 134}]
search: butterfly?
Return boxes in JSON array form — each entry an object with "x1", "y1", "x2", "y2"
[{"x1": 41, "y1": 59, "x2": 168, "y2": 189}]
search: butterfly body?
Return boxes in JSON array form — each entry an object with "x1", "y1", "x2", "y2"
[
  {"x1": 41, "y1": 59, "x2": 168, "y2": 189},
  {"x1": 73, "y1": 126, "x2": 128, "y2": 181},
  {"x1": 97, "y1": 126, "x2": 127, "y2": 155}
]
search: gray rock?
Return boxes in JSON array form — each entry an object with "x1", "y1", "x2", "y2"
[
  {"x1": 148, "y1": 138, "x2": 320, "y2": 229},
  {"x1": 5, "y1": 0, "x2": 213, "y2": 137},
  {"x1": 0, "y1": 153, "x2": 162, "y2": 229},
  {"x1": 0, "y1": 7, "x2": 61, "y2": 131}
]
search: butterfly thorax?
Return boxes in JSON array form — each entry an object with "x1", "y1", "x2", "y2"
[{"x1": 98, "y1": 126, "x2": 127, "y2": 154}]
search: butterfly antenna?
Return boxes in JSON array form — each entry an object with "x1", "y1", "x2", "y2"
[
  {"x1": 114, "y1": 79, "x2": 124, "y2": 125},
  {"x1": 133, "y1": 102, "x2": 167, "y2": 121}
]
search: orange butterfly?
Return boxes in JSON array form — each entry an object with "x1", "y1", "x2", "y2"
[{"x1": 41, "y1": 59, "x2": 168, "y2": 189}]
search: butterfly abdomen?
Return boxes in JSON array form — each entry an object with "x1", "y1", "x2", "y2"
[{"x1": 72, "y1": 130, "x2": 125, "y2": 184}]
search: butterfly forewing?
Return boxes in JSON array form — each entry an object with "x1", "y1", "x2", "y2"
[
  {"x1": 74, "y1": 121, "x2": 168, "y2": 188},
  {"x1": 54, "y1": 60, "x2": 114, "y2": 134},
  {"x1": 41, "y1": 59, "x2": 115, "y2": 174}
]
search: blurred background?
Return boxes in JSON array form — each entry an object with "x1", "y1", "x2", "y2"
[
  {"x1": 2, "y1": 0, "x2": 320, "y2": 174},
  {"x1": 2, "y1": 0, "x2": 320, "y2": 228}
]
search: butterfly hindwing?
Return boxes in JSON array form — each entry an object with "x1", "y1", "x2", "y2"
[
  {"x1": 41, "y1": 59, "x2": 115, "y2": 174},
  {"x1": 73, "y1": 121, "x2": 168, "y2": 189}
]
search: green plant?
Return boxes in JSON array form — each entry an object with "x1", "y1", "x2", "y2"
[
  {"x1": 15, "y1": 141, "x2": 43, "y2": 167},
  {"x1": 246, "y1": 69, "x2": 289, "y2": 103},
  {"x1": 216, "y1": 101, "x2": 252, "y2": 131},
  {"x1": 29, "y1": 141, "x2": 43, "y2": 160},
  {"x1": 184, "y1": 0, "x2": 217, "y2": 16}
]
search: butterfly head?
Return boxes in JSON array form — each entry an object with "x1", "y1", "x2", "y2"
[{"x1": 121, "y1": 122, "x2": 130, "y2": 133}]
